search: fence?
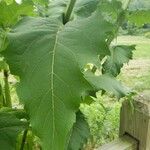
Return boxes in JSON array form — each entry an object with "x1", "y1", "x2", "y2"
[{"x1": 98, "y1": 91, "x2": 150, "y2": 150}]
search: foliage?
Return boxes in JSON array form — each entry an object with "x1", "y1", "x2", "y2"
[
  {"x1": 102, "y1": 45, "x2": 135, "y2": 77},
  {"x1": 0, "y1": 0, "x2": 34, "y2": 28},
  {"x1": 0, "y1": 0, "x2": 147, "y2": 150},
  {"x1": 81, "y1": 93, "x2": 121, "y2": 148},
  {"x1": 68, "y1": 111, "x2": 90, "y2": 150},
  {"x1": 0, "y1": 108, "x2": 28, "y2": 150}
]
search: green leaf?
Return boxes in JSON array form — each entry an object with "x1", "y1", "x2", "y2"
[
  {"x1": 102, "y1": 45, "x2": 135, "y2": 77},
  {"x1": 0, "y1": 110, "x2": 28, "y2": 150},
  {"x1": 84, "y1": 72, "x2": 130, "y2": 98},
  {"x1": 73, "y1": 0, "x2": 100, "y2": 18},
  {"x1": 0, "y1": 0, "x2": 34, "y2": 27},
  {"x1": 68, "y1": 111, "x2": 90, "y2": 150},
  {"x1": 98, "y1": 0, "x2": 123, "y2": 23},
  {"x1": 2, "y1": 2, "x2": 128, "y2": 150}
]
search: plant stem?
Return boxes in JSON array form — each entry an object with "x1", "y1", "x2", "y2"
[
  {"x1": 20, "y1": 129, "x2": 28, "y2": 150},
  {"x1": 63, "y1": 0, "x2": 76, "y2": 24},
  {"x1": 4, "y1": 70, "x2": 12, "y2": 108}
]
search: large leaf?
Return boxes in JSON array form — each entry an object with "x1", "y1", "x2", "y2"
[
  {"x1": 68, "y1": 111, "x2": 90, "y2": 150},
  {"x1": 2, "y1": 2, "x2": 128, "y2": 150},
  {"x1": 0, "y1": 110, "x2": 28, "y2": 150},
  {"x1": 102, "y1": 45, "x2": 135, "y2": 77}
]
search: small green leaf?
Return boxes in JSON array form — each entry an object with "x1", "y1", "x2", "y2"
[
  {"x1": 102, "y1": 45, "x2": 135, "y2": 77},
  {"x1": 84, "y1": 72, "x2": 130, "y2": 98}
]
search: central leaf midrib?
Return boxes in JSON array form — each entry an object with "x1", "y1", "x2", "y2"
[{"x1": 50, "y1": 26, "x2": 62, "y2": 146}]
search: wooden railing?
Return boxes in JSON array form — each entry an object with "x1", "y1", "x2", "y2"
[{"x1": 98, "y1": 91, "x2": 150, "y2": 150}]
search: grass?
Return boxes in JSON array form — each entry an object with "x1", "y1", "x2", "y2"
[{"x1": 117, "y1": 35, "x2": 150, "y2": 92}]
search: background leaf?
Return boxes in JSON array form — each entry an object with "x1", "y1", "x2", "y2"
[
  {"x1": 47, "y1": 0, "x2": 100, "y2": 21},
  {"x1": 0, "y1": 110, "x2": 28, "y2": 150},
  {"x1": 102, "y1": 45, "x2": 135, "y2": 77},
  {"x1": 0, "y1": 0, "x2": 34, "y2": 27},
  {"x1": 84, "y1": 72, "x2": 130, "y2": 98},
  {"x1": 68, "y1": 111, "x2": 90, "y2": 150}
]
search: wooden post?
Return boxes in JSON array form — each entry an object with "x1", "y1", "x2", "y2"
[
  {"x1": 98, "y1": 91, "x2": 150, "y2": 150},
  {"x1": 120, "y1": 91, "x2": 150, "y2": 150}
]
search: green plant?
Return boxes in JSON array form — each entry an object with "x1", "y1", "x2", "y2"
[
  {"x1": 81, "y1": 93, "x2": 121, "y2": 148},
  {"x1": 0, "y1": 0, "x2": 149, "y2": 150}
]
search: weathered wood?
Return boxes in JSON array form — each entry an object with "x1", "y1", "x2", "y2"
[
  {"x1": 98, "y1": 91, "x2": 150, "y2": 150},
  {"x1": 120, "y1": 91, "x2": 150, "y2": 150},
  {"x1": 98, "y1": 135, "x2": 138, "y2": 150}
]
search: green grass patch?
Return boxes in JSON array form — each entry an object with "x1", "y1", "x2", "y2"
[
  {"x1": 134, "y1": 43, "x2": 150, "y2": 58},
  {"x1": 117, "y1": 36, "x2": 150, "y2": 92}
]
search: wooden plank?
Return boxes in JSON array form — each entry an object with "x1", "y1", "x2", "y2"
[
  {"x1": 97, "y1": 135, "x2": 138, "y2": 150},
  {"x1": 120, "y1": 91, "x2": 150, "y2": 150}
]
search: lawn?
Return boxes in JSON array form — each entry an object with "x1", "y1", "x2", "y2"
[{"x1": 117, "y1": 35, "x2": 150, "y2": 92}]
